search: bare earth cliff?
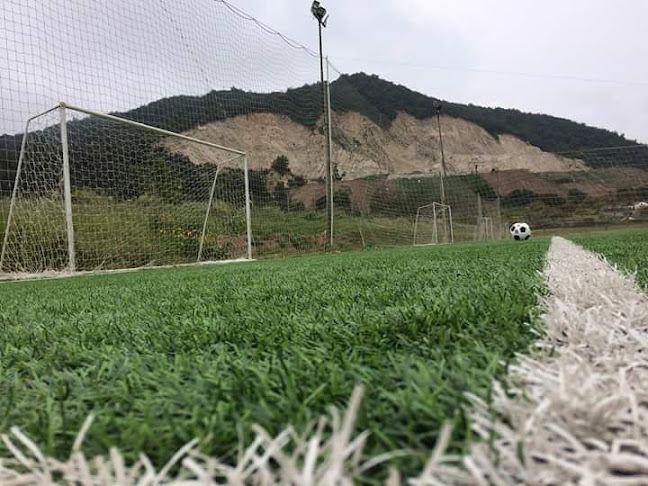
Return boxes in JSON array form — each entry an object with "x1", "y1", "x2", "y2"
[{"x1": 165, "y1": 111, "x2": 586, "y2": 179}]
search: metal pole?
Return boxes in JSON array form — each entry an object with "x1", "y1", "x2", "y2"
[
  {"x1": 325, "y1": 56, "x2": 334, "y2": 247},
  {"x1": 60, "y1": 104, "x2": 76, "y2": 273},
  {"x1": 197, "y1": 153, "x2": 243, "y2": 262},
  {"x1": 318, "y1": 22, "x2": 332, "y2": 248},
  {"x1": 496, "y1": 197, "x2": 503, "y2": 239},
  {"x1": 243, "y1": 155, "x2": 253, "y2": 260},
  {"x1": 64, "y1": 103, "x2": 245, "y2": 156},
  {"x1": 198, "y1": 163, "x2": 223, "y2": 262},
  {"x1": 0, "y1": 128, "x2": 30, "y2": 271},
  {"x1": 436, "y1": 106, "x2": 448, "y2": 243},
  {"x1": 436, "y1": 108, "x2": 447, "y2": 205},
  {"x1": 1, "y1": 106, "x2": 60, "y2": 272},
  {"x1": 433, "y1": 205, "x2": 438, "y2": 245},
  {"x1": 449, "y1": 206, "x2": 455, "y2": 243}
]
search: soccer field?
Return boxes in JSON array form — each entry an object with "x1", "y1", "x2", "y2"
[{"x1": 0, "y1": 239, "x2": 549, "y2": 476}]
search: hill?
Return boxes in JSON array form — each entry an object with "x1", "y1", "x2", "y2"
[
  {"x1": 120, "y1": 72, "x2": 641, "y2": 161},
  {"x1": 0, "y1": 73, "x2": 645, "y2": 193},
  {"x1": 335, "y1": 74, "x2": 638, "y2": 154}
]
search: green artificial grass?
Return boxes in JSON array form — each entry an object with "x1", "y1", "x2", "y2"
[
  {"x1": 570, "y1": 229, "x2": 648, "y2": 288},
  {"x1": 0, "y1": 239, "x2": 548, "y2": 476}
]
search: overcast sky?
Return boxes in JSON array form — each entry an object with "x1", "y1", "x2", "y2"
[
  {"x1": 1, "y1": 0, "x2": 646, "y2": 143},
  {"x1": 235, "y1": 0, "x2": 648, "y2": 143}
]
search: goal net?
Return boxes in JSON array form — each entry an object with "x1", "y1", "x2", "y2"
[
  {"x1": 413, "y1": 202, "x2": 454, "y2": 246},
  {"x1": 0, "y1": 104, "x2": 251, "y2": 275},
  {"x1": 475, "y1": 217, "x2": 494, "y2": 240}
]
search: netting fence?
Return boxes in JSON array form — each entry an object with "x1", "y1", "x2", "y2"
[{"x1": 1, "y1": 0, "x2": 647, "y2": 276}]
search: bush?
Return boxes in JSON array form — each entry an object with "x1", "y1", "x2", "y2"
[
  {"x1": 271, "y1": 155, "x2": 290, "y2": 176},
  {"x1": 288, "y1": 175, "x2": 306, "y2": 188},
  {"x1": 289, "y1": 200, "x2": 305, "y2": 212},
  {"x1": 461, "y1": 174, "x2": 498, "y2": 200},
  {"x1": 502, "y1": 189, "x2": 536, "y2": 207},
  {"x1": 316, "y1": 190, "x2": 353, "y2": 213},
  {"x1": 273, "y1": 183, "x2": 290, "y2": 211},
  {"x1": 616, "y1": 186, "x2": 648, "y2": 204},
  {"x1": 567, "y1": 189, "x2": 587, "y2": 204},
  {"x1": 539, "y1": 193, "x2": 566, "y2": 207}
]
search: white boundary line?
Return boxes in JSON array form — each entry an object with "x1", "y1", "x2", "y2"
[
  {"x1": 417, "y1": 236, "x2": 648, "y2": 484},
  {"x1": 0, "y1": 258, "x2": 255, "y2": 284}
]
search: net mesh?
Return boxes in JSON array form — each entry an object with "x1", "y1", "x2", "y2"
[
  {"x1": 0, "y1": 107, "x2": 248, "y2": 273},
  {"x1": 1, "y1": 0, "x2": 648, "y2": 276}
]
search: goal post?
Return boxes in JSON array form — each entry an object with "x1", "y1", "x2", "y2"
[
  {"x1": 475, "y1": 216, "x2": 494, "y2": 241},
  {"x1": 0, "y1": 103, "x2": 251, "y2": 276},
  {"x1": 413, "y1": 202, "x2": 454, "y2": 246}
]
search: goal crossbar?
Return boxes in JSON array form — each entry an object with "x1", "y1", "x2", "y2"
[
  {"x1": 0, "y1": 103, "x2": 251, "y2": 275},
  {"x1": 62, "y1": 103, "x2": 246, "y2": 155}
]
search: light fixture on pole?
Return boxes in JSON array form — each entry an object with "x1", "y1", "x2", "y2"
[
  {"x1": 311, "y1": 1, "x2": 329, "y2": 26},
  {"x1": 311, "y1": 1, "x2": 333, "y2": 248}
]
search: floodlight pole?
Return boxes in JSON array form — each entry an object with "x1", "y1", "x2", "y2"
[
  {"x1": 313, "y1": 1, "x2": 333, "y2": 248},
  {"x1": 435, "y1": 102, "x2": 449, "y2": 243},
  {"x1": 435, "y1": 102, "x2": 447, "y2": 206},
  {"x1": 325, "y1": 57, "x2": 334, "y2": 248}
]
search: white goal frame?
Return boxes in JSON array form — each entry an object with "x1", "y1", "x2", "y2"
[
  {"x1": 413, "y1": 202, "x2": 454, "y2": 246},
  {"x1": 475, "y1": 216, "x2": 494, "y2": 241},
  {"x1": 0, "y1": 102, "x2": 252, "y2": 275}
]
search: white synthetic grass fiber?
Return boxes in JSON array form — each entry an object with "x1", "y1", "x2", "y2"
[{"x1": 2, "y1": 237, "x2": 647, "y2": 484}]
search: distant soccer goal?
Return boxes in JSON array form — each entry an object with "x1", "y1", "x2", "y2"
[
  {"x1": 413, "y1": 202, "x2": 454, "y2": 246},
  {"x1": 0, "y1": 103, "x2": 251, "y2": 276},
  {"x1": 475, "y1": 216, "x2": 494, "y2": 241}
]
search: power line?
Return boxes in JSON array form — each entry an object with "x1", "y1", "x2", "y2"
[{"x1": 214, "y1": 0, "x2": 319, "y2": 58}]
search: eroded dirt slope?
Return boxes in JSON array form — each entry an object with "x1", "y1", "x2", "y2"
[{"x1": 164, "y1": 111, "x2": 586, "y2": 179}]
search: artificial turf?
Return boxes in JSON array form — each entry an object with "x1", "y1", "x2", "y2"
[{"x1": 0, "y1": 238, "x2": 548, "y2": 476}]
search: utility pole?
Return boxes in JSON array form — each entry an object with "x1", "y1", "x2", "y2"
[{"x1": 312, "y1": 1, "x2": 333, "y2": 248}]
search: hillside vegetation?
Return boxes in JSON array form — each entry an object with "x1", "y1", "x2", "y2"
[
  {"x1": 1, "y1": 73, "x2": 643, "y2": 193},
  {"x1": 335, "y1": 74, "x2": 638, "y2": 154},
  {"x1": 120, "y1": 73, "x2": 641, "y2": 156}
]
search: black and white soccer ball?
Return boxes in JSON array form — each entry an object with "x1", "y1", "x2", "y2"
[{"x1": 510, "y1": 222, "x2": 531, "y2": 241}]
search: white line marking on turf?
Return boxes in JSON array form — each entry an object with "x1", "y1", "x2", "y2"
[
  {"x1": 417, "y1": 236, "x2": 648, "y2": 485},
  {"x1": 0, "y1": 257, "x2": 254, "y2": 283}
]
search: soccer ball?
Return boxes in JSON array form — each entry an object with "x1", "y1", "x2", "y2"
[{"x1": 510, "y1": 222, "x2": 531, "y2": 241}]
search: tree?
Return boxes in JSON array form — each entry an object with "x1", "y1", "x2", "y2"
[
  {"x1": 273, "y1": 182, "x2": 290, "y2": 210},
  {"x1": 288, "y1": 175, "x2": 306, "y2": 188},
  {"x1": 271, "y1": 155, "x2": 290, "y2": 176},
  {"x1": 502, "y1": 189, "x2": 536, "y2": 207}
]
